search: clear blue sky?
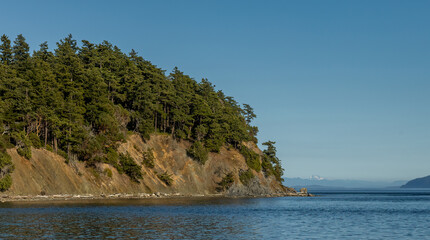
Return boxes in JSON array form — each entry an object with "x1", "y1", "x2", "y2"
[{"x1": 1, "y1": 0, "x2": 429, "y2": 181}]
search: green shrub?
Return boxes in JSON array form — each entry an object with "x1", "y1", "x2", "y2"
[
  {"x1": 240, "y1": 145, "x2": 261, "y2": 172},
  {"x1": 157, "y1": 171, "x2": 173, "y2": 186},
  {"x1": 261, "y1": 155, "x2": 274, "y2": 176},
  {"x1": 46, "y1": 144, "x2": 53, "y2": 152},
  {"x1": 142, "y1": 148, "x2": 155, "y2": 168},
  {"x1": 0, "y1": 151, "x2": 13, "y2": 169},
  {"x1": 85, "y1": 156, "x2": 105, "y2": 168},
  {"x1": 104, "y1": 168, "x2": 113, "y2": 178},
  {"x1": 204, "y1": 138, "x2": 223, "y2": 153},
  {"x1": 0, "y1": 151, "x2": 14, "y2": 192},
  {"x1": 104, "y1": 148, "x2": 122, "y2": 172},
  {"x1": 89, "y1": 167, "x2": 101, "y2": 179},
  {"x1": 174, "y1": 129, "x2": 187, "y2": 140},
  {"x1": 0, "y1": 174, "x2": 12, "y2": 192},
  {"x1": 57, "y1": 149, "x2": 68, "y2": 161},
  {"x1": 187, "y1": 141, "x2": 208, "y2": 164},
  {"x1": 28, "y1": 133, "x2": 42, "y2": 148},
  {"x1": 239, "y1": 169, "x2": 254, "y2": 185},
  {"x1": 12, "y1": 131, "x2": 32, "y2": 160},
  {"x1": 216, "y1": 172, "x2": 234, "y2": 192},
  {"x1": 0, "y1": 135, "x2": 13, "y2": 151},
  {"x1": 119, "y1": 153, "x2": 142, "y2": 182},
  {"x1": 17, "y1": 147, "x2": 32, "y2": 160}
]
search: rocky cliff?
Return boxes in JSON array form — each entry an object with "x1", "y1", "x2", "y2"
[{"x1": 4, "y1": 134, "x2": 297, "y2": 197}]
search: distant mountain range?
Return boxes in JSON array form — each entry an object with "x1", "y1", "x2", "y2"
[
  {"x1": 285, "y1": 176, "x2": 407, "y2": 190},
  {"x1": 401, "y1": 175, "x2": 430, "y2": 188}
]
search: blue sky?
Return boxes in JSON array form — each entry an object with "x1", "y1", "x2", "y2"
[{"x1": 1, "y1": 0, "x2": 429, "y2": 181}]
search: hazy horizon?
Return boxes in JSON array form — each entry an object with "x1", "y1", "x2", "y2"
[
  {"x1": 286, "y1": 175, "x2": 410, "y2": 183},
  {"x1": 1, "y1": 0, "x2": 429, "y2": 181}
]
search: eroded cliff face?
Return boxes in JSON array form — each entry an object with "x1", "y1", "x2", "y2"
[{"x1": 5, "y1": 134, "x2": 292, "y2": 196}]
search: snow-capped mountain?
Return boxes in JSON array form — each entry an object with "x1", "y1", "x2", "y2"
[{"x1": 309, "y1": 175, "x2": 325, "y2": 181}]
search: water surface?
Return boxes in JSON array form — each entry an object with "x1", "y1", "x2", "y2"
[{"x1": 1, "y1": 189, "x2": 429, "y2": 239}]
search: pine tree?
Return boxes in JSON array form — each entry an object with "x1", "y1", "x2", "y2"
[
  {"x1": 33, "y1": 41, "x2": 53, "y2": 62},
  {"x1": 0, "y1": 35, "x2": 12, "y2": 65},
  {"x1": 262, "y1": 141, "x2": 284, "y2": 182},
  {"x1": 12, "y1": 34, "x2": 30, "y2": 68}
]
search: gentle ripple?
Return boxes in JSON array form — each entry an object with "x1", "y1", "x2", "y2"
[{"x1": 1, "y1": 190, "x2": 430, "y2": 239}]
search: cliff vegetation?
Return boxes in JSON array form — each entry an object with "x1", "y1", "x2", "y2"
[{"x1": 0, "y1": 34, "x2": 284, "y2": 195}]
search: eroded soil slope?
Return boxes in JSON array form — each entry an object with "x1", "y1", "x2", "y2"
[{"x1": 6, "y1": 134, "x2": 290, "y2": 196}]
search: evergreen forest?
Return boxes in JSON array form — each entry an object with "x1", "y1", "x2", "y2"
[{"x1": 0, "y1": 34, "x2": 283, "y2": 191}]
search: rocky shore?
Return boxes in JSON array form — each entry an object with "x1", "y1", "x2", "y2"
[{"x1": 0, "y1": 191, "x2": 312, "y2": 203}]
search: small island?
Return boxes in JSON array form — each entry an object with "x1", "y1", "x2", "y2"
[{"x1": 0, "y1": 34, "x2": 305, "y2": 200}]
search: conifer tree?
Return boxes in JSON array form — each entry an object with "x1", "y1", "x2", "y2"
[
  {"x1": 12, "y1": 34, "x2": 30, "y2": 66},
  {"x1": 0, "y1": 35, "x2": 12, "y2": 65}
]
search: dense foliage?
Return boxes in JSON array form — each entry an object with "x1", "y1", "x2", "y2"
[
  {"x1": 262, "y1": 141, "x2": 284, "y2": 182},
  {"x1": 186, "y1": 141, "x2": 208, "y2": 164},
  {"x1": 239, "y1": 168, "x2": 254, "y2": 185},
  {"x1": 0, "y1": 174, "x2": 12, "y2": 191},
  {"x1": 118, "y1": 153, "x2": 143, "y2": 182},
  {"x1": 240, "y1": 145, "x2": 261, "y2": 172},
  {"x1": 0, "y1": 137, "x2": 14, "y2": 191},
  {"x1": 0, "y1": 34, "x2": 284, "y2": 186}
]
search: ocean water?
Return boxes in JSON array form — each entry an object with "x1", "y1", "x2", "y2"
[{"x1": 1, "y1": 189, "x2": 430, "y2": 239}]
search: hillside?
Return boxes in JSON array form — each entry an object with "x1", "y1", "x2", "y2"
[
  {"x1": 0, "y1": 34, "x2": 292, "y2": 197},
  {"x1": 5, "y1": 134, "x2": 295, "y2": 197},
  {"x1": 401, "y1": 175, "x2": 430, "y2": 188}
]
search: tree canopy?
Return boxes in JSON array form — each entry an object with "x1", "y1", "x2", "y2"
[{"x1": 0, "y1": 34, "x2": 284, "y2": 188}]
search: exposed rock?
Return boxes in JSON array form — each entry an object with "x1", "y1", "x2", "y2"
[
  {"x1": 4, "y1": 134, "x2": 306, "y2": 199},
  {"x1": 226, "y1": 178, "x2": 272, "y2": 197}
]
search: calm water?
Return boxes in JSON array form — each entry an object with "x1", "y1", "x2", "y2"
[{"x1": 1, "y1": 189, "x2": 430, "y2": 239}]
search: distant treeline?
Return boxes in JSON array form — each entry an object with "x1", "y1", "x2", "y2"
[{"x1": 0, "y1": 34, "x2": 283, "y2": 190}]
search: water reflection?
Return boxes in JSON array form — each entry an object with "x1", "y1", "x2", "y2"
[
  {"x1": 1, "y1": 193, "x2": 430, "y2": 239},
  {"x1": 1, "y1": 198, "x2": 255, "y2": 239}
]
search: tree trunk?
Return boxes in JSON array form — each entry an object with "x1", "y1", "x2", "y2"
[
  {"x1": 154, "y1": 113, "x2": 157, "y2": 132},
  {"x1": 163, "y1": 104, "x2": 167, "y2": 132},
  {"x1": 67, "y1": 143, "x2": 71, "y2": 161},
  {"x1": 188, "y1": 126, "x2": 192, "y2": 139},
  {"x1": 44, "y1": 126, "x2": 48, "y2": 148},
  {"x1": 54, "y1": 137, "x2": 58, "y2": 153},
  {"x1": 171, "y1": 122, "x2": 175, "y2": 135}
]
